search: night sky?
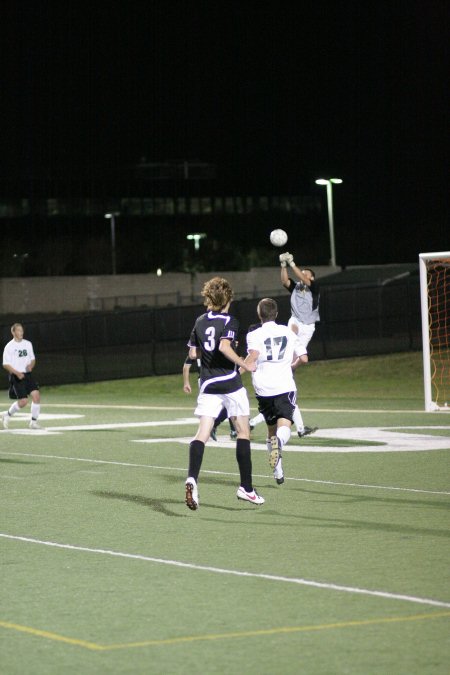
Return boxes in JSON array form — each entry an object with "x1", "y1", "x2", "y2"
[{"x1": 1, "y1": 1, "x2": 448, "y2": 266}]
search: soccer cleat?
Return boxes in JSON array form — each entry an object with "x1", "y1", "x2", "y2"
[
  {"x1": 29, "y1": 420, "x2": 43, "y2": 430},
  {"x1": 273, "y1": 464, "x2": 284, "y2": 485},
  {"x1": 269, "y1": 435, "x2": 284, "y2": 484},
  {"x1": 185, "y1": 479, "x2": 199, "y2": 510},
  {"x1": 297, "y1": 426, "x2": 318, "y2": 438},
  {"x1": 249, "y1": 421, "x2": 255, "y2": 431},
  {"x1": 210, "y1": 427, "x2": 218, "y2": 441},
  {"x1": 236, "y1": 486, "x2": 265, "y2": 505},
  {"x1": 2, "y1": 412, "x2": 9, "y2": 429},
  {"x1": 273, "y1": 458, "x2": 285, "y2": 485},
  {"x1": 268, "y1": 435, "x2": 280, "y2": 470},
  {"x1": 230, "y1": 429, "x2": 237, "y2": 440}
]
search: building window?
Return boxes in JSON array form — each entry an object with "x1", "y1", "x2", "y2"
[
  {"x1": 190, "y1": 197, "x2": 200, "y2": 214},
  {"x1": 165, "y1": 198, "x2": 175, "y2": 215},
  {"x1": 258, "y1": 196, "x2": 269, "y2": 211},
  {"x1": 200, "y1": 197, "x2": 212, "y2": 214},
  {"x1": 225, "y1": 197, "x2": 234, "y2": 214},
  {"x1": 214, "y1": 197, "x2": 223, "y2": 213},
  {"x1": 143, "y1": 198, "x2": 154, "y2": 215},
  {"x1": 176, "y1": 197, "x2": 187, "y2": 214},
  {"x1": 153, "y1": 198, "x2": 165, "y2": 215}
]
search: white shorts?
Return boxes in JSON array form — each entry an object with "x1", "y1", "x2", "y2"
[
  {"x1": 194, "y1": 387, "x2": 250, "y2": 419},
  {"x1": 288, "y1": 317, "x2": 315, "y2": 354}
]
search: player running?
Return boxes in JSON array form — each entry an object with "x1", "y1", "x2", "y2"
[
  {"x1": 2, "y1": 323, "x2": 43, "y2": 430},
  {"x1": 184, "y1": 277, "x2": 264, "y2": 510},
  {"x1": 244, "y1": 298, "x2": 302, "y2": 485}
]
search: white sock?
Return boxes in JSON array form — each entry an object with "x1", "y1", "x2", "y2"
[
  {"x1": 8, "y1": 402, "x2": 20, "y2": 417},
  {"x1": 277, "y1": 425, "x2": 291, "y2": 450},
  {"x1": 31, "y1": 403, "x2": 40, "y2": 420},
  {"x1": 293, "y1": 405, "x2": 304, "y2": 432},
  {"x1": 250, "y1": 412, "x2": 265, "y2": 426}
]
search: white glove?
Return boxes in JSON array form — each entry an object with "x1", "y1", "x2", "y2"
[{"x1": 279, "y1": 252, "x2": 294, "y2": 267}]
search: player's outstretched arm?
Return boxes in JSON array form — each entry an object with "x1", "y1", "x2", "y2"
[
  {"x1": 280, "y1": 253, "x2": 291, "y2": 288},
  {"x1": 289, "y1": 263, "x2": 312, "y2": 286}
]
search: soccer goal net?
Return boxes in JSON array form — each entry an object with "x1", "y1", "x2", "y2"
[{"x1": 419, "y1": 251, "x2": 450, "y2": 411}]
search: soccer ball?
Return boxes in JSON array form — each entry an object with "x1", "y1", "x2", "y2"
[{"x1": 270, "y1": 229, "x2": 288, "y2": 247}]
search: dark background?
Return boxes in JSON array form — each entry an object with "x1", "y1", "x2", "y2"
[{"x1": 1, "y1": 1, "x2": 448, "y2": 272}]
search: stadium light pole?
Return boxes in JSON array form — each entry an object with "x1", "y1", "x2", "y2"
[
  {"x1": 315, "y1": 178, "x2": 343, "y2": 267},
  {"x1": 187, "y1": 233, "x2": 207, "y2": 251},
  {"x1": 104, "y1": 212, "x2": 120, "y2": 274}
]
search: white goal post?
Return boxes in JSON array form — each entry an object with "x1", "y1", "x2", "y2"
[{"x1": 419, "y1": 251, "x2": 450, "y2": 412}]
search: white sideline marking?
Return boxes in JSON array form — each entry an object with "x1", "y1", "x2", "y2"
[
  {"x1": 0, "y1": 450, "x2": 448, "y2": 495},
  {"x1": 13, "y1": 413, "x2": 84, "y2": 420},
  {"x1": 0, "y1": 419, "x2": 197, "y2": 433},
  {"x1": 1, "y1": 533, "x2": 449, "y2": 609},
  {"x1": 43, "y1": 403, "x2": 448, "y2": 414}
]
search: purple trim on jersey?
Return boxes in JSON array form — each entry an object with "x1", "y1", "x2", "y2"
[
  {"x1": 199, "y1": 371, "x2": 238, "y2": 394},
  {"x1": 208, "y1": 310, "x2": 231, "y2": 325}
]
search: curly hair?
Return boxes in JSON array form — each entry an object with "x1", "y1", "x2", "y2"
[{"x1": 201, "y1": 277, "x2": 234, "y2": 311}]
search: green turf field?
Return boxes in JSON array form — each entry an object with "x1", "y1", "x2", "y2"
[{"x1": 1, "y1": 352, "x2": 449, "y2": 674}]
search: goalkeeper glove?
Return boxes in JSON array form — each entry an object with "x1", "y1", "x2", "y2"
[{"x1": 279, "y1": 252, "x2": 293, "y2": 267}]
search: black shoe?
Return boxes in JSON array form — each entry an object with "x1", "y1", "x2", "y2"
[
  {"x1": 297, "y1": 426, "x2": 318, "y2": 438},
  {"x1": 210, "y1": 427, "x2": 218, "y2": 441},
  {"x1": 230, "y1": 430, "x2": 237, "y2": 440},
  {"x1": 276, "y1": 476, "x2": 285, "y2": 485},
  {"x1": 249, "y1": 422, "x2": 254, "y2": 431}
]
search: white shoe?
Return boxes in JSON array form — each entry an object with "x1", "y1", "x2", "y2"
[
  {"x1": 273, "y1": 458, "x2": 284, "y2": 485},
  {"x1": 185, "y1": 478, "x2": 199, "y2": 510},
  {"x1": 236, "y1": 486, "x2": 265, "y2": 505},
  {"x1": 29, "y1": 420, "x2": 43, "y2": 430},
  {"x1": 2, "y1": 412, "x2": 9, "y2": 429}
]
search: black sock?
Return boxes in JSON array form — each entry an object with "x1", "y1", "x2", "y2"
[
  {"x1": 236, "y1": 438, "x2": 252, "y2": 492},
  {"x1": 214, "y1": 407, "x2": 228, "y2": 428},
  {"x1": 188, "y1": 440, "x2": 205, "y2": 482}
]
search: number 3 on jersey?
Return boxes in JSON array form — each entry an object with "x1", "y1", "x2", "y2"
[
  {"x1": 204, "y1": 326, "x2": 216, "y2": 351},
  {"x1": 264, "y1": 336, "x2": 287, "y2": 360}
]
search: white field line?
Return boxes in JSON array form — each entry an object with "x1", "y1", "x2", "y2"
[
  {"x1": 0, "y1": 449, "x2": 449, "y2": 496},
  {"x1": 43, "y1": 403, "x2": 446, "y2": 414},
  {"x1": 1, "y1": 533, "x2": 449, "y2": 609},
  {"x1": 133, "y1": 428, "x2": 450, "y2": 453}
]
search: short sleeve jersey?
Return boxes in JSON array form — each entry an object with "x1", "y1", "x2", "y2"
[
  {"x1": 3, "y1": 338, "x2": 35, "y2": 373},
  {"x1": 246, "y1": 321, "x2": 298, "y2": 397},
  {"x1": 188, "y1": 310, "x2": 243, "y2": 394},
  {"x1": 287, "y1": 278, "x2": 320, "y2": 324}
]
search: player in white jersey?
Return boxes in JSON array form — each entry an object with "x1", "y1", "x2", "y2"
[
  {"x1": 247, "y1": 319, "x2": 318, "y2": 439},
  {"x1": 244, "y1": 298, "x2": 301, "y2": 484},
  {"x1": 2, "y1": 323, "x2": 43, "y2": 429}
]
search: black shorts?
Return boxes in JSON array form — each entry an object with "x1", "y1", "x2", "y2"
[
  {"x1": 256, "y1": 391, "x2": 296, "y2": 426},
  {"x1": 8, "y1": 372, "x2": 40, "y2": 400}
]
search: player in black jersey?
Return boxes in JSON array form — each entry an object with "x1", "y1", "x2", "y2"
[{"x1": 185, "y1": 277, "x2": 265, "y2": 510}]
